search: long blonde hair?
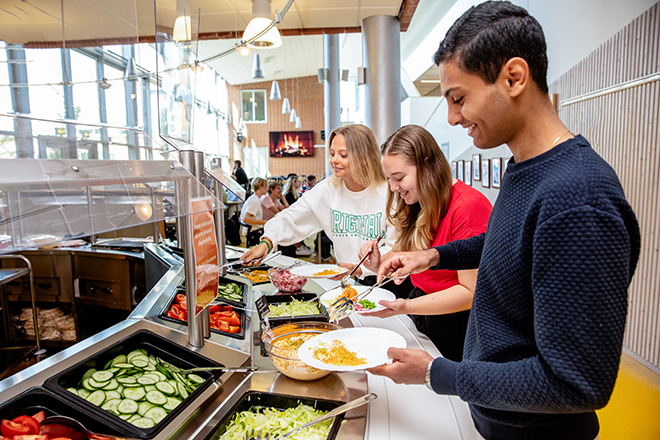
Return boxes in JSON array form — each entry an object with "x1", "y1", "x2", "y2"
[
  {"x1": 328, "y1": 124, "x2": 386, "y2": 189},
  {"x1": 283, "y1": 175, "x2": 299, "y2": 201},
  {"x1": 381, "y1": 125, "x2": 453, "y2": 251}
]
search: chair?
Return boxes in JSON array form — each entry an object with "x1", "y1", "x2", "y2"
[{"x1": 240, "y1": 221, "x2": 263, "y2": 247}]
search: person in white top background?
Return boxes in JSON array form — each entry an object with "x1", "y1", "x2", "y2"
[
  {"x1": 239, "y1": 177, "x2": 268, "y2": 246},
  {"x1": 242, "y1": 124, "x2": 394, "y2": 279}
]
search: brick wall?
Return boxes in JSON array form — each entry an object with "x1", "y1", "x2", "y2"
[{"x1": 227, "y1": 75, "x2": 328, "y2": 179}]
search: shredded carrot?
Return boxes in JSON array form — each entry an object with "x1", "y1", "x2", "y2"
[
  {"x1": 313, "y1": 268, "x2": 342, "y2": 276},
  {"x1": 313, "y1": 340, "x2": 366, "y2": 366}
]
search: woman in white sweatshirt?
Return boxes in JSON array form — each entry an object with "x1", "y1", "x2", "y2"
[{"x1": 241, "y1": 124, "x2": 395, "y2": 278}]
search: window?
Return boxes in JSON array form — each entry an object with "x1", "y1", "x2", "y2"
[{"x1": 240, "y1": 90, "x2": 266, "y2": 123}]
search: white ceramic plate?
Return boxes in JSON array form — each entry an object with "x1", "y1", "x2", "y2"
[
  {"x1": 225, "y1": 248, "x2": 243, "y2": 260},
  {"x1": 289, "y1": 264, "x2": 348, "y2": 278},
  {"x1": 319, "y1": 285, "x2": 395, "y2": 313},
  {"x1": 298, "y1": 327, "x2": 406, "y2": 371}
]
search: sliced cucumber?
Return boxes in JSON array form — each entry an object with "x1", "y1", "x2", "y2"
[
  {"x1": 188, "y1": 374, "x2": 205, "y2": 384},
  {"x1": 117, "y1": 377, "x2": 137, "y2": 384},
  {"x1": 145, "y1": 385, "x2": 157, "y2": 393},
  {"x1": 123, "y1": 386, "x2": 146, "y2": 401},
  {"x1": 163, "y1": 396, "x2": 182, "y2": 411},
  {"x1": 144, "y1": 406, "x2": 167, "y2": 424},
  {"x1": 111, "y1": 354, "x2": 127, "y2": 366},
  {"x1": 88, "y1": 378, "x2": 110, "y2": 389},
  {"x1": 82, "y1": 368, "x2": 97, "y2": 380},
  {"x1": 155, "y1": 381, "x2": 175, "y2": 395},
  {"x1": 137, "y1": 376, "x2": 156, "y2": 385},
  {"x1": 132, "y1": 417, "x2": 156, "y2": 428},
  {"x1": 101, "y1": 398, "x2": 121, "y2": 413},
  {"x1": 113, "y1": 363, "x2": 135, "y2": 369},
  {"x1": 176, "y1": 382, "x2": 188, "y2": 399},
  {"x1": 118, "y1": 398, "x2": 139, "y2": 414},
  {"x1": 86, "y1": 390, "x2": 106, "y2": 406},
  {"x1": 146, "y1": 390, "x2": 167, "y2": 406},
  {"x1": 105, "y1": 390, "x2": 122, "y2": 401},
  {"x1": 137, "y1": 401, "x2": 154, "y2": 417},
  {"x1": 92, "y1": 370, "x2": 114, "y2": 383},
  {"x1": 67, "y1": 387, "x2": 78, "y2": 396},
  {"x1": 128, "y1": 414, "x2": 142, "y2": 423},
  {"x1": 77, "y1": 388, "x2": 91, "y2": 399},
  {"x1": 102, "y1": 379, "x2": 119, "y2": 390}
]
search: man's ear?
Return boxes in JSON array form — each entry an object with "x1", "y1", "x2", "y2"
[{"x1": 500, "y1": 57, "x2": 529, "y2": 98}]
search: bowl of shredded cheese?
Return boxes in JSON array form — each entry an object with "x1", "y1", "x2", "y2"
[{"x1": 262, "y1": 321, "x2": 342, "y2": 381}]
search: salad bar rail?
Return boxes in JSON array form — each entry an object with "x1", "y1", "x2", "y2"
[{"x1": 0, "y1": 244, "x2": 369, "y2": 440}]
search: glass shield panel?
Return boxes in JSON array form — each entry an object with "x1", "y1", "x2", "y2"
[
  {"x1": 0, "y1": 158, "x2": 223, "y2": 254},
  {"x1": 207, "y1": 167, "x2": 245, "y2": 202}
]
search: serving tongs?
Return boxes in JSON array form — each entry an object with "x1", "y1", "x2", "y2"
[
  {"x1": 328, "y1": 273, "x2": 407, "y2": 323},
  {"x1": 155, "y1": 358, "x2": 258, "y2": 375},
  {"x1": 219, "y1": 250, "x2": 282, "y2": 269},
  {"x1": 339, "y1": 230, "x2": 385, "y2": 290},
  {"x1": 244, "y1": 393, "x2": 377, "y2": 440}
]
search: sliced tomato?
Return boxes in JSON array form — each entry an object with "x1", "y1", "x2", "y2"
[
  {"x1": 13, "y1": 435, "x2": 48, "y2": 440},
  {"x1": 166, "y1": 310, "x2": 180, "y2": 320},
  {"x1": 12, "y1": 416, "x2": 39, "y2": 435},
  {"x1": 178, "y1": 300, "x2": 187, "y2": 311},
  {"x1": 228, "y1": 325, "x2": 240, "y2": 334},
  {"x1": 171, "y1": 304, "x2": 182, "y2": 315},
  {"x1": 31, "y1": 412, "x2": 45, "y2": 423},
  {"x1": 209, "y1": 304, "x2": 222, "y2": 313},
  {"x1": 2, "y1": 419, "x2": 32, "y2": 437},
  {"x1": 224, "y1": 312, "x2": 240, "y2": 327},
  {"x1": 175, "y1": 293, "x2": 186, "y2": 304},
  {"x1": 221, "y1": 305, "x2": 233, "y2": 312},
  {"x1": 216, "y1": 321, "x2": 230, "y2": 332}
]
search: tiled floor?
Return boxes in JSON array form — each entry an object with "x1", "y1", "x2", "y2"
[{"x1": 596, "y1": 352, "x2": 660, "y2": 439}]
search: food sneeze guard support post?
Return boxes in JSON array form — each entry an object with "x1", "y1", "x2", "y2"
[
  {"x1": 178, "y1": 150, "x2": 204, "y2": 348},
  {"x1": 212, "y1": 158, "x2": 228, "y2": 277}
]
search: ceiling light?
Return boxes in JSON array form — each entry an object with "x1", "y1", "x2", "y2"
[
  {"x1": 173, "y1": 15, "x2": 191, "y2": 43},
  {"x1": 252, "y1": 54, "x2": 264, "y2": 79},
  {"x1": 295, "y1": 116, "x2": 301, "y2": 129},
  {"x1": 235, "y1": 40, "x2": 252, "y2": 57},
  {"x1": 99, "y1": 78, "x2": 111, "y2": 90},
  {"x1": 191, "y1": 60, "x2": 204, "y2": 73},
  {"x1": 289, "y1": 108, "x2": 297, "y2": 123},
  {"x1": 243, "y1": 0, "x2": 282, "y2": 49},
  {"x1": 281, "y1": 97, "x2": 291, "y2": 114},
  {"x1": 270, "y1": 80, "x2": 281, "y2": 100}
]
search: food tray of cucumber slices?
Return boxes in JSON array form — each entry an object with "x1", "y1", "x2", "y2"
[
  {"x1": 43, "y1": 329, "x2": 223, "y2": 439},
  {"x1": 215, "y1": 276, "x2": 249, "y2": 307}
]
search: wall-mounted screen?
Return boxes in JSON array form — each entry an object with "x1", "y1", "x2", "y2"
[{"x1": 269, "y1": 131, "x2": 314, "y2": 157}]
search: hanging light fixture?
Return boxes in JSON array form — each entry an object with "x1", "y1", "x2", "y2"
[
  {"x1": 173, "y1": 0, "x2": 192, "y2": 43},
  {"x1": 295, "y1": 116, "x2": 301, "y2": 129},
  {"x1": 243, "y1": 0, "x2": 282, "y2": 49},
  {"x1": 289, "y1": 108, "x2": 297, "y2": 123},
  {"x1": 252, "y1": 53, "x2": 264, "y2": 79},
  {"x1": 270, "y1": 80, "x2": 281, "y2": 100},
  {"x1": 235, "y1": 40, "x2": 252, "y2": 57},
  {"x1": 281, "y1": 97, "x2": 290, "y2": 114}
]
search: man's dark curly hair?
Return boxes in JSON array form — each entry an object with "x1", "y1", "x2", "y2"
[{"x1": 433, "y1": 1, "x2": 549, "y2": 94}]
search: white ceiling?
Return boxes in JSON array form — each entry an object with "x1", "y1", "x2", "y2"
[{"x1": 0, "y1": 0, "x2": 442, "y2": 90}]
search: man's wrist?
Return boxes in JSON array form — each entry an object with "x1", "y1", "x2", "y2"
[
  {"x1": 426, "y1": 248, "x2": 440, "y2": 269},
  {"x1": 424, "y1": 359, "x2": 434, "y2": 391}
]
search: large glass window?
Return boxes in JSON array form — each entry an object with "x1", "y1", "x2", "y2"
[
  {"x1": 0, "y1": 42, "x2": 13, "y2": 115},
  {"x1": 241, "y1": 90, "x2": 266, "y2": 123},
  {"x1": 70, "y1": 51, "x2": 100, "y2": 124},
  {"x1": 104, "y1": 65, "x2": 127, "y2": 127},
  {"x1": 25, "y1": 49, "x2": 65, "y2": 120}
]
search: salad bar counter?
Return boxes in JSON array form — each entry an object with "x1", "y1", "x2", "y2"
[{"x1": 0, "y1": 245, "x2": 370, "y2": 440}]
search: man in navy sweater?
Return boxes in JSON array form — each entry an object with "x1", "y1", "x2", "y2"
[{"x1": 368, "y1": 2, "x2": 641, "y2": 439}]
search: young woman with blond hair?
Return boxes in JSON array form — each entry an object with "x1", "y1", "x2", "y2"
[{"x1": 242, "y1": 124, "x2": 395, "y2": 278}]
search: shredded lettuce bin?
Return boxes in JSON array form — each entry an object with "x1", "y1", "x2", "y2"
[
  {"x1": 268, "y1": 299, "x2": 322, "y2": 317},
  {"x1": 218, "y1": 403, "x2": 332, "y2": 440}
]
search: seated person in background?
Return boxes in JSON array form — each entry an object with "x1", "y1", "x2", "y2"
[
  {"x1": 360, "y1": 124, "x2": 492, "y2": 362},
  {"x1": 280, "y1": 175, "x2": 314, "y2": 257},
  {"x1": 260, "y1": 181, "x2": 288, "y2": 222},
  {"x1": 232, "y1": 160, "x2": 249, "y2": 189},
  {"x1": 301, "y1": 174, "x2": 316, "y2": 194},
  {"x1": 240, "y1": 177, "x2": 268, "y2": 246}
]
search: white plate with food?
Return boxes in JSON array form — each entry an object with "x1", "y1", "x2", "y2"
[
  {"x1": 298, "y1": 327, "x2": 406, "y2": 371},
  {"x1": 319, "y1": 285, "x2": 395, "y2": 313},
  {"x1": 289, "y1": 264, "x2": 348, "y2": 278}
]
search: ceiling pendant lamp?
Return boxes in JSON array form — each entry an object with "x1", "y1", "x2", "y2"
[
  {"x1": 281, "y1": 97, "x2": 291, "y2": 114},
  {"x1": 243, "y1": 0, "x2": 282, "y2": 49},
  {"x1": 270, "y1": 80, "x2": 281, "y2": 100},
  {"x1": 235, "y1": 40, "x2": 252, "y2": 57},
  {"x1": 252, "y1": 53, "x2": 264, "y2": 79},
  {"x1": 295, "y1": 116, "x2": 301, "y2": 129},
  {"x1": 289, "y1": 108, "x2": 297, "y2": 123}
]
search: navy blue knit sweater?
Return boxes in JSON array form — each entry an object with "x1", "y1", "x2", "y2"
[{"x1": 429, "y1": 136, "x2": 640, "y2": 440}]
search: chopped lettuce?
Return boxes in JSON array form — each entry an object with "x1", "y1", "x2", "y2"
[
  {"x1": 218, "y1": 403, "x2": 331, "y2": 440},
  {"x1": 268, "y1": 299, "x2": 322, "y2": 317}
]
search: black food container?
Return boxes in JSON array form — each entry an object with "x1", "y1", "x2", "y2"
[
  {"x1": 160, "y1": 291, "x2": 246, "y2": 340},
  {"x1": 262, "y1": 293, "x2": 329, "y2": 327},
  {"x1": 44, "y1": 329, "x2": 222, "y2": 439},
  {"x1": 214, "y1": 276, "x2": 249, "y2": 307},
  {"x1": 230, "y1": 265, "x2": 271, "y2": 285},
  {"x1": 204, "y1": 391, "x2": 345, "y2": 440},
  {"x1": 0, "y1": 386, "x2": 134, "y2": 438}
]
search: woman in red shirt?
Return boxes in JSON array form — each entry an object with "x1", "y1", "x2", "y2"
[{"x1": 361, "y1": 125, "x2": 492, "y2": 361}]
